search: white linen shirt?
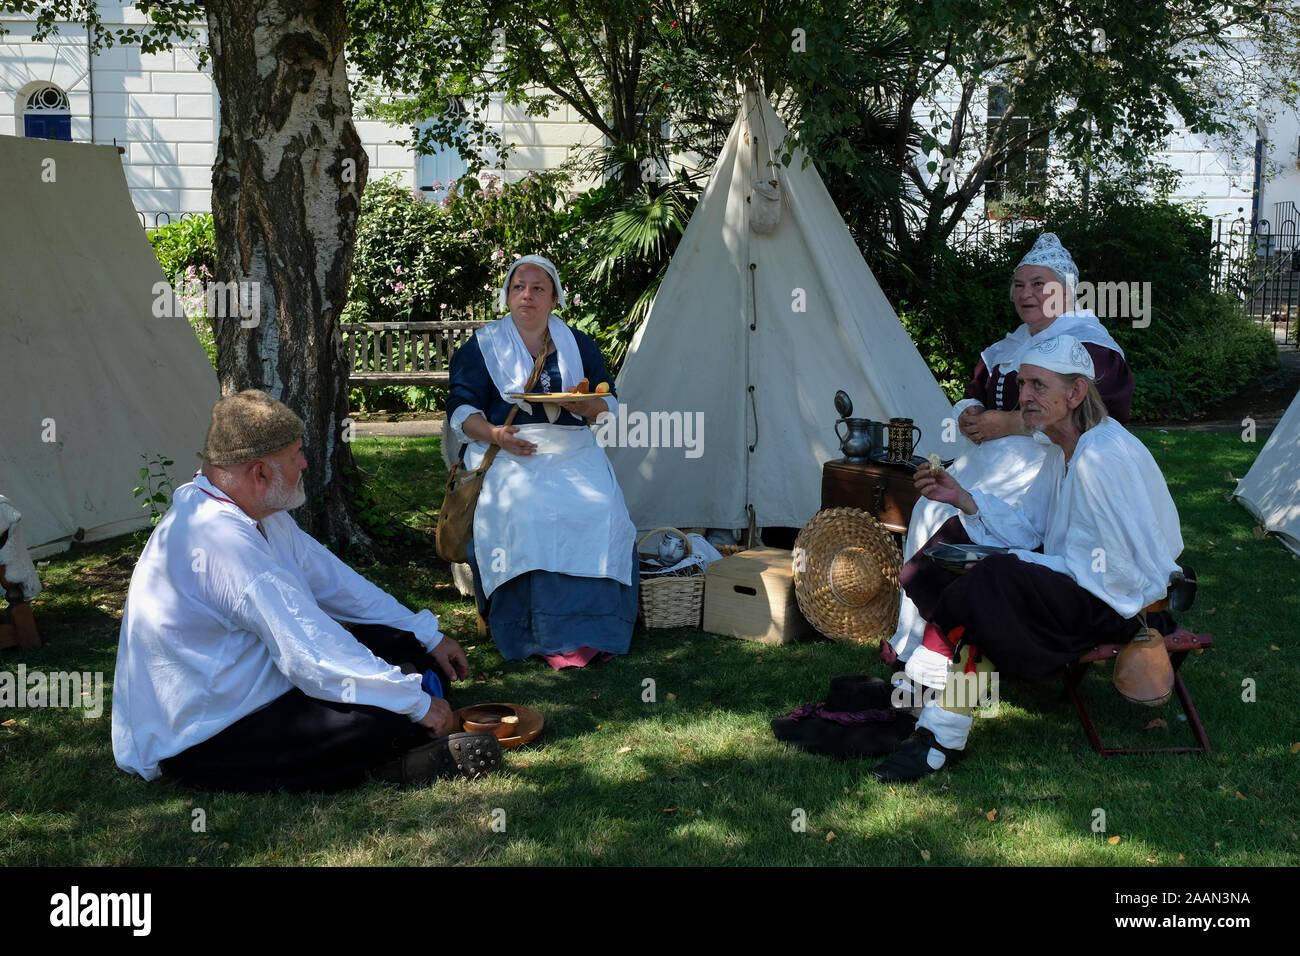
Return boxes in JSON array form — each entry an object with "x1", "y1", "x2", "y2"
[
  {"x1": 112, "y1": 474, "x2": 442, "y2": 781},
  {"x1": 958, "y1": 418, "x2": 1184, "y2": 619}
]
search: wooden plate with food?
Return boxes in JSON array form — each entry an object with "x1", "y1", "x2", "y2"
[
  {"x1": 452, "y1": 702, "x2": 544, "y2": 750},
  {"x1": 508, "y1": 392, "x2": 606, "y2": 403}
]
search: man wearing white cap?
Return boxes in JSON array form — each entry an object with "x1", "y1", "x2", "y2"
[
  {"x1": 886, "y1": 232, "x2": 1134, "y2": 665},
  {"x1": 873, "y1": 334, "x2": 1183, "y2": 782}
]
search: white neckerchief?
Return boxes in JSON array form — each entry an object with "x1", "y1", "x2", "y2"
[
  {"x1": 981, "y1": 310, "x2": 1124, "y2": 375},
  {"x1": 476, "y1": 313, "x2": 583, "y2": 421}
]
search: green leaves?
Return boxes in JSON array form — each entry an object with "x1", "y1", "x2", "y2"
[{"x1": 131, "y1": 453, "x2": 176, "y2": 525}]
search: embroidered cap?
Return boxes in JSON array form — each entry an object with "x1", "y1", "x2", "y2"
[
  {"x1": 1015, "y1": 333, "x2": 1095, "y2": 378},
  {"x1": 498, "y1": 254, "x2": 567, "y2": 312},
  {"x1": 1011, "y1": 232, "x2": 1079, "y2": 305}
]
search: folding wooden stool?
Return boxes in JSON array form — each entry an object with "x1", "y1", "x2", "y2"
[{"x1": 1064, "y1": 567, "x2": 1211, "y2": 755}]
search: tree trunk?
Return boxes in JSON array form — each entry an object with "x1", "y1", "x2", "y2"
[{"x1": 207, "y1": 0, "x2": 370, "y2": 550}]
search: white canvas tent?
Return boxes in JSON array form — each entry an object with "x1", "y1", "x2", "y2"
[
  {"x1": 0, "y1": 135, "x2": 219, "y2": 558},
  {"x1": 1234, "y1": 391, "x2": 1300, "y2": 555},
  {"x1": 607, "y1": 89, "x2": 955, "y2": 531}
]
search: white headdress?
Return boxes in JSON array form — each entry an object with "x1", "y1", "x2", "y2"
[
  {"x1": 498, "y1": 254, "x2": 567, "y2": 312},
  {"x1": 1015, "y1": 333, "x2": 1096, "y2": 378},
  {"x1": 1011, "y1": 232, "x2": 1079, "y2": 307}
]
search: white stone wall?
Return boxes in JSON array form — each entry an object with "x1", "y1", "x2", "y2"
[
  {"x1": 0, "y1": 8, "x2": 602, "y2": 220},
  {"x1": 2, "y1": 6, "x2": 1294, "y2": 228}
]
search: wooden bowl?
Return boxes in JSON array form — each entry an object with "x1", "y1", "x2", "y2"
[{"x1": 462, "y1": 704, "x2": 516, "y2": 739}]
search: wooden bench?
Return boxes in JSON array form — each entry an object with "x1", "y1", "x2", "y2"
[{"x1": 342, "y1": 320, "x2": 488, "y2": 386}]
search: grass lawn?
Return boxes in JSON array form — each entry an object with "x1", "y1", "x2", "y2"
[{"x1": 2, "y1": 429, "x2": 1297, "y2": 866}]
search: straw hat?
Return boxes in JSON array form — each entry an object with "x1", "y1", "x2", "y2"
[{"x1": 793, "y1": 508, "x2": 902, "y2": 643}]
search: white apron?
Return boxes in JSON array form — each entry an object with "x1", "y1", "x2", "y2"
[{"x1": 466, "y1": 423, "x2": 637, "y2": 599}]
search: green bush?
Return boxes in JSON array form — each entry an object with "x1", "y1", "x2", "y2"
[
  {"x1": 148, "y1": 214, "x2": 216, "y2": 279},
  {"x1": 148, "y1": 215, "x2": 218, "y2": 371},
  {"x1": 345, "y1": 175, "x2": 494, "y2": 325}
]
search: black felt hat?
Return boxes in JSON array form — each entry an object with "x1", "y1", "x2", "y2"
[{"x1": 771, "y1": 675, "x2": 914, "y2": 759}]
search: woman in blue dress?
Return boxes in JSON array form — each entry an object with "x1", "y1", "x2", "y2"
[{"x1": 446, "y1": 255, "x2": 638, "y2": 669}]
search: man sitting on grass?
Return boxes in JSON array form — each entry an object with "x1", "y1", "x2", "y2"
[{"x1": 112, "y1": 389, "x2": 501, "y2": 792}]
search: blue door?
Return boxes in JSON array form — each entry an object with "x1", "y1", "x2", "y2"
[{"x1": 25, "y1": 114, "x2": 72, "y2": 140}]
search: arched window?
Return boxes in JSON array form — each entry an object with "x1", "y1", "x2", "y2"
[{"x1": 24, "y1": 85, "x2": 72, "y2": 141}]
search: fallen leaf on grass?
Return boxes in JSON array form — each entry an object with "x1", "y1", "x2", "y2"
[
  {"x1": 1107, "y1": 835, "x2": 1122, "y2": 845},
  {"x1": 616, "y1": 746, "x2": 631, "y2": 754},
  {"x1": 663, "y1": 808, "x2": 676, "y2": 813},
  {"x1": 986, "y1": 809, "x2": 998, "y2": 822},
  {"x1": 1291, "y1": 742, "x2": 1300, "y2": 754},
  {"x1": 1235, "y1": 791, "x2": 1247, "y2": 800},
  {"x1": 1144, "y1": 718, "x2": 1167, "y2": 730},
  {"x1": 920, "y1": 849, "x2": 931, "y2": 861},
  {"x1": 1178, "y1": 854, "x2": 1185, "y2": 861},
  {"x1": 825, "y1": 831, "x2": 836, "y2": 842},
  {"x1": 1, "y1": 719, "x2": 16, "y2": 727},
  {"x1": 1270, "y1": 645, "x2": 1281, "y2": 651},
  {"x1": 1147, "y1": 857, "x2": 1158, "y2": 863},
  {"x1": 667, "y1": 692, "x2": 677, "y2": 701},
  {"x1": 843, "y1": 787, "x2": 850, "y2": 795}
]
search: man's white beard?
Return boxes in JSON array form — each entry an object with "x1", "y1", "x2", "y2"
[{"x1": 264, "y1": 462, "x2": 307, "y2": 513}]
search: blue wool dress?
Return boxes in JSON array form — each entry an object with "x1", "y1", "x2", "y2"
[{"x1": 448, "y1": 330, "x2": 638, "y2": 660}]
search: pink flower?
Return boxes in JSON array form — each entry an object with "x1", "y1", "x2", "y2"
[
  {"x1": 491, "y1": 249, "x2": 505, "y2": 263},
  {"x1": 394, "y1": 264, "x2": 403, "y2": 275},
  {"x1": 572, "y1": 293, "x2": 582, "y2": 306}
]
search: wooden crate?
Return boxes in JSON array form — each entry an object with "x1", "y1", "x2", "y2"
[{"x1": 702, "y1": 547, "x2": 814, "y2": 645}]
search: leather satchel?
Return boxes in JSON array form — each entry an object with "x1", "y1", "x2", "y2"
[{"x1": 436, "y1": 330, "x2": 551, "y2": 564}]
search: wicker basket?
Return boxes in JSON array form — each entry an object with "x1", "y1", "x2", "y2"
[{"x1": 636, "y1": 527, "x2": 706, "y2": 629}]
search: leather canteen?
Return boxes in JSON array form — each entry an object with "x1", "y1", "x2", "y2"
[{"x1": 1113, "y1": 626, "x2": 1174, "y2": 707}]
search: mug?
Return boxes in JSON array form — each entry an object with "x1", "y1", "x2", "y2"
[{"x1": 887, "y1": 418, "x2": 922, "y2": 463}]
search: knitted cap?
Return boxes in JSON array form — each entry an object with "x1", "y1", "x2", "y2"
[{"x1": 200, "y1": 389, "x2": 304, "y2": 465}]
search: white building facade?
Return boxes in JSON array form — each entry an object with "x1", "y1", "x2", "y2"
[
  {"x1": 2, "y1": 4, "x2": 1296, "y2": 232},
  {"x1": 0, "y1": 5, "x2": 600, "y2": 224}
]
